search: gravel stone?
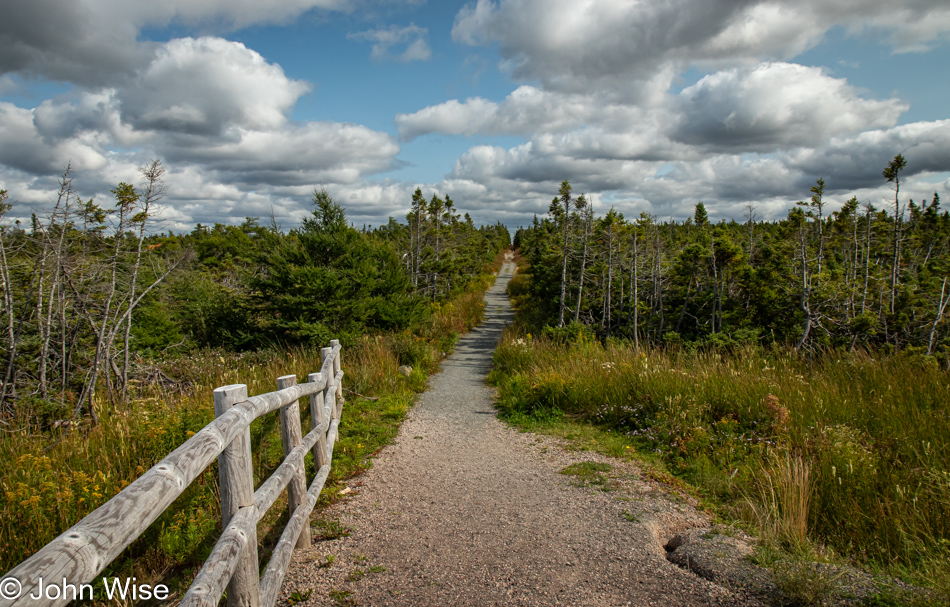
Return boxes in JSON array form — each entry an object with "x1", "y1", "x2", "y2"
[{"x1": 278, "y1": 256, "x2": 767, "y2": 606}]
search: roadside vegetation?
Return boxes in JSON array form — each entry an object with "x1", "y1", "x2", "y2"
[
  {"x1": 490, "y1": 333, "x2": 949, "y2": 600},
  {"x1": 493, "y1": 163, "x2": 949, "y2": 604},
  {"x1": 0, "y1": 163, "x2": 508, "y2": 594}
]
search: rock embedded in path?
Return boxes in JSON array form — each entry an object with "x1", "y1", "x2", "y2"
[{"x1": 665, "y1": 527, "x2": 781, "y2": 605}]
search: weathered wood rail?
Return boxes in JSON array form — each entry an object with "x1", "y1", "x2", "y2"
[{"x1": 0, "y1": 341, "x2": 345, "y2": 607}]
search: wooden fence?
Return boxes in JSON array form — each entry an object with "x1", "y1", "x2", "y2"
[{"x1": 0, "y1": 341, "x2": 345, "y2": 607}]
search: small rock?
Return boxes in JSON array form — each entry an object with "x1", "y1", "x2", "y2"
[{"x1": 665, "y1": 527, "x2": 779, "y2": 603}]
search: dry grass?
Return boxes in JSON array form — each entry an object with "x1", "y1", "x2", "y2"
[{"x1": 740, "y1": 454, "x2": 813, "y2": 550}]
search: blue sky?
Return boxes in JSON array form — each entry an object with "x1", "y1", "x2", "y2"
[{"x1": 1, "y1": 1, "x2": 949, "y2": 232}]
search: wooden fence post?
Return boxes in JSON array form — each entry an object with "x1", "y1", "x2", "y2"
[
  {"x1": 308, "y1": 372, "x2": 329, "y2": 471},
  {"x1": 330, "y1": 339, "x2": 343, "y2": 419},
  {"x1": 321, "y1": 347, "x2": 335, "y2": 423},
  {"x1": 213, "y1": 384, "x2": 261, "y2": 607},
  {"x1": 277, "y1": 375, "x2": 310, "y2": 549}
]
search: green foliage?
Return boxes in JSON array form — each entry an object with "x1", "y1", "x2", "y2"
[
  {"x1": 131, "y1": 297, "x2": 184, "y2": 352},
  {"x1": 252, "y1": 218, "x2": 423, "y2": 345},
  {"x1": 167, "y1": 271, "x2": 252, "y2": 348},
  {"x1": 541, "y1": 321, "x2": 595, "y2": 343},
  {"x1": 288, "y1": 588, "x2": 313, "y2": 605},
  {"x1": 560, "y1": 461, "x2": 613, "y2": 489},
  {"x1": 515, "y1": 170, "x2": 949, "y2": 353}
]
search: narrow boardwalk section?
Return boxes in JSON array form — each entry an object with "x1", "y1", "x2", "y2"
[{"x1": 280, "y1": 258, "x2": 755, "y2": 606}]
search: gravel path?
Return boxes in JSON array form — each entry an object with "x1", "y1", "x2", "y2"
[{"x1": 279, "y1": 257, "x2": 765, "y2": 607}]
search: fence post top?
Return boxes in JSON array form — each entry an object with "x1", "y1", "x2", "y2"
[
  {"x1": 214, "y1": 384, "x2": 247, "y2": 395},
  {"x1": 277, "y1": 374, "x2": 297, "y2": 383}
]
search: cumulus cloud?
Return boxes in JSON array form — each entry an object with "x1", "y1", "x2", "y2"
[
  {"x1": 397, "y1": 0, "x2": 950, "y2": 228},
  {"x1": 0, "y1": 102, "x2": 111, "y2": 176},
  {"x1": 0, "y1": 0, "x2": 356, "y2": 86},
  {"x1": 163, "y1": 121, "x2": 399, "y2": 186},
  {"x1": 783, "y1": 120, "x2": 950, "y2": 190},
  {"x1": 115, "y1": 38, "x2": 309, "y2": 136},
  {"x1": 3, "y1": 0, "x2": 949, "y2": 232},
  {"x1": 348, "y1": 24, "x2": 432, "y2": 62},
  {"x1": 397, "y1": 84, "x2": 673, "y2": 142},
  {"x1": 398, "y1": 62, "x2": 907, "y2": 161},
  {"x1": 397, "y1": 97, "x2": 500, "y2": 139},
  {"x1": 424, "y1": 111, "x2": 950, "y2": 226},
  {"x1": 22, "y1": 36, "x2": 331, "y2": 173},
  {"x1": 405, "y1": 0, "x2": 949, "y2": 226},
  {"x1": 452, "y1": 0, "x2": 950, "y2": 91},
  {"x1": 672, "y1": 62, "x2": 907, "y2": 151},
  {"x1": 452, "y1": 0, "x2": 808, "y2": 91},
  {"x1": 0, "y1": 33, "x2": 401, "y2": 229}
]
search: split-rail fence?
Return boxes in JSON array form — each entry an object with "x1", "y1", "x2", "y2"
[{"x1": 0, "y1": 340, "x2": 346, "y2": 607}]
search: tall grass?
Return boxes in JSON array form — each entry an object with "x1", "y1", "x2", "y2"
[
  {"x1": 1, "y1": 347, "x2": 329, "y2": 579},
  {"x1": 489, "y1": 330, "x2": 950, "y2": 590},
  {"x1": 740, "y1": 453, "x2": 813, "y2": 550},
  {"x1": 0, "y1": 262, "x2": 497, "y2": 591}
]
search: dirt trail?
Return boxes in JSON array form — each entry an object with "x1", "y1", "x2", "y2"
[{"x1": 279, "y1": 254, "x2": 762, "y2": 606}]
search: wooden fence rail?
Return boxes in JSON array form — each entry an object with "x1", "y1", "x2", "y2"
[{"x1": 0, "y1": 340, "x2": 345, "y2": 607}]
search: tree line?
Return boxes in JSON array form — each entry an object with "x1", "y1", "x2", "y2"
[
  {"x1": 515, "y1": 155, "x2": 950, "y2": 357},
  {"x1": 0, "y1": 166, "x2": 509, "y2": 426}
]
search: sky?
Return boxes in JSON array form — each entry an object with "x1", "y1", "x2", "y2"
[{"x1": 1, "y1": 0, "x2": 949, "y2": 233}]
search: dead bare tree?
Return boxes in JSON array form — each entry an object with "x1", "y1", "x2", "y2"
[{"x1": 120, "y1": 160, "x2": 166, "y2": 404}]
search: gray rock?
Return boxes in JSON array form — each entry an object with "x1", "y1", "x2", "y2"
[
  {"x1": 665, "y1": 527, "x2": 782, "y2": 604},
  {"x1": 664, "y1": 527, "x2": 933, "y2": 606}
]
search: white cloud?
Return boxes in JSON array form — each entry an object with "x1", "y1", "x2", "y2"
[
  {"x1": 126, "y1": 0, "x2": 350, "y2": 30},
  {"x1": 117, "y1": 37, "x2": 309, "y2": 136},
  {"x1": 0, "y1": 102, "x2": 110, "y2": 176},
  {"x1": 412, "y1": 105, "x2": 949, "y2": 227},
  {"x1": 163, "y1": 121, "x2": 399, "y2": 186},
  {"x1": 4, "y1": 0, "x2": 949, "y2": 232},
  {"x1": 397, "y1": 84, "x2": 672, "y2": 142},
  {"x1": 0, "y1": 0, "x2": 422, "y2": 86},
  {"x1": 0, "y1": 2, "x2": 325, "y2": 86},
  {"x1": 452, "y1": 0, "x2": 950, "y2": 91},
  {"x1": 672, "y1": 62, "x2": 908, "y2": 151},
  {"x1": 783, "y1": 120, "x2": 950, "y2": 190},
  {"x1": 397, "y1": 97, "x2": 500, "y2": 139},
  {"x1": 395, "y1": 0, "x2": 950, "y2": 229},
  {"x1": 348, "y1": 24, "x2": 432, "y2": 62},
  {"x1": 398, "y1": 61, "x2": 908, "y2": 163},
  {"x1": 0, "y1": 33, "x2": 400, "y2": 229}
]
